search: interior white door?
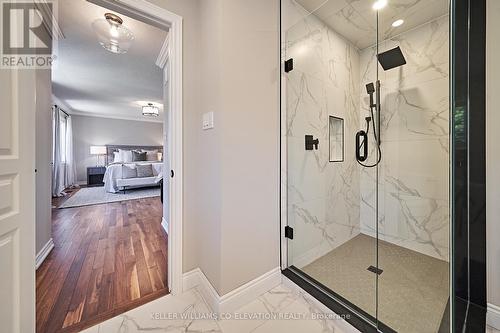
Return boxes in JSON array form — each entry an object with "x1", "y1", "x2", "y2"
[{"x1": 0, "y1": 67, "x2": 37, "y2": 331}]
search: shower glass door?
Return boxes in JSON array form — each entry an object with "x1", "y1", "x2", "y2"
[
  {"x1": 282, "y1": 0, "x2": 451, "y2": 332},
  {"x1": 282, "y1": 0, "x2": 380, "y2": 325},
  {"x1": 374, "y1": 1, "x2": 450, "y2": 332}
]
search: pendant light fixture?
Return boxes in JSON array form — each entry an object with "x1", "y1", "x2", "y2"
[{"x1": 92, "y1": 13, "x2": 135, "y2": 54}]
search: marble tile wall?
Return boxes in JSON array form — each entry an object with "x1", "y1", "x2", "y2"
[
  {"x1": 283, "y1": 0, "x2": 449, "y2": 267},
  {"x1": 283, "y1": 0, "x2": 363, "y2": 268},
  {"x1": 359, "y1": 15, "x2": 450, "y2": 261}
]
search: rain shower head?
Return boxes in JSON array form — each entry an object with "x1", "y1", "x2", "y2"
[{"x1": 377, "y1": 46, "x2": 407, "y2": 71}]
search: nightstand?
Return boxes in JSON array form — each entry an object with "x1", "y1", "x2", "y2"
[{"x1": 87, "y1": 166, "x2": 106, "y2": 187}]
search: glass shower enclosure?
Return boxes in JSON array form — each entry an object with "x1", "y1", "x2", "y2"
[{"x1": 281, "y1": 0, "x2": 451, "y2": 332}]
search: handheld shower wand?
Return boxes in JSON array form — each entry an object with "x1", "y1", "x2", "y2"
[
  {"x1": 356, "y1": 81, "x2": 382, "y2": 167},
  {"x1": 366, "y1": 82, "x2": 375, "y2": 108}
]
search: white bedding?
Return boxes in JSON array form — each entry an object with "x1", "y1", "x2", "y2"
[{"x1": 103, "y1": 162, "x2": 163, "y2": 193}]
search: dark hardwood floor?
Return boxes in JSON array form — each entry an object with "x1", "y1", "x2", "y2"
[{"x1": 36, "y1": 193, "x2": 168, "y2": 333}]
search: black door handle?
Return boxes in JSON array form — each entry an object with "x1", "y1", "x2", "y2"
[{"x1": 171, "y1": 170, "x2": 174, "y2": 178}]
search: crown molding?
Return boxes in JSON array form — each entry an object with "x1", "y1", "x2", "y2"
[
  {"x1": 52, "y1": 95, "x2": 163, "y2": 123},
  {"x1": 52, "y1": 95, "x2": 72, "y2": 113},
  {"x1": 70, "y1": 110, "x2": 163, "y2": 123},
  {"x1": 35, "y1": 0, "x2": 65, "y2": 40},
  {"x1": 156, "y1": 34, "x2": 170, "y2": 68}
]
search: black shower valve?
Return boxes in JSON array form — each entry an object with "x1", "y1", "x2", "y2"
[{"x1": 305, "y1": 135, "x2": 319, "y2": 150}]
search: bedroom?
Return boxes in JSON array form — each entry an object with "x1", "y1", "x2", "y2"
[{"x1": 35, "y1": 0, "x2": 170, "y2": 332}]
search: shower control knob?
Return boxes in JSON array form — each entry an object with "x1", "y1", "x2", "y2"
[{"x1": 305, "y1": 135, "x2": 319, "y2": 150}]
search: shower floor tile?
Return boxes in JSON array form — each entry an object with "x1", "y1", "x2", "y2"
[{"x1": 302, "y1": 233, "x2": 449, "y2": 333}]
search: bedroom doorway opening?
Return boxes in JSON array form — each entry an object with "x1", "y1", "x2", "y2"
[{"x1": 34, "y1": 1, "x2": 182, "y2": 332}]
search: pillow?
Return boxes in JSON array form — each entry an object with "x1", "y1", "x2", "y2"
[
  {"x1": 136, "y1": 164, "x2": 154, "y2": 178},
  {"x1": 142, "y1": 149, "x2": 159, "y2": 161},
  {"x1": 121, "y1": 164, "x2": 137, "y2": 178},
  {"x1": 132, "y1": 151, "x2": 147, "y2": 162},
  {"x1": 152, "y1": 163, "x2": 161, "y2": 176},
  {"x1": 113, "y1": 151, "x2": 123, "y2": 163},
  {"x1": 119, "y1": 149, "x2": 133, "y2": 163}
]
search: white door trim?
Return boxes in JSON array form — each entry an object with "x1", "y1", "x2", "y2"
[{"x1": 88, "y1": 0, "x2": 184, "y2": 295}]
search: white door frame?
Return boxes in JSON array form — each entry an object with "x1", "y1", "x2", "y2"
[{"x1": 88, "y1": 0, "x2": 184, "y2": 295}]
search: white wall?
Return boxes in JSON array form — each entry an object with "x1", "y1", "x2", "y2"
[
  {"x1": 147, "y1": 0, "x2": 280, "y2": 296},
  {"x1": 35, "y1": 67, "x2": 53, "y2": 254},
  {"x1": 196, "y1": 0, "x2": 223, "y2": 291},
  {"x1": 486, "y1": 0, "x2": 500, "y2": 313},
  {"x1": 144, "y1": 0, "x2": 203, "y2": 277},
  {"x1": 72, "y1": 115, "x2": 163, "y2": 183},
  {"x1": 217, "y1": 0, "x2": 280, "y2": 295}
]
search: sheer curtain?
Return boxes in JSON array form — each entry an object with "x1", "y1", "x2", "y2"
[
  {"x1": 64, "y1": 116, "x2": 76, "y2": 186},
  {"x1": 52, "y1": 106, "x2": 76, "y2": 197}
]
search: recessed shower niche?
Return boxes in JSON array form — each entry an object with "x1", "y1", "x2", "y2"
[{"x1": 329, "y1": 116, "x2": 344, "y2": 162}]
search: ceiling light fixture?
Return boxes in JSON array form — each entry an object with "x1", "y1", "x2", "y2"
[
  {"x1": 92, "y1": 13, "x2": 135, "y2": 54},
  {"x1": 142, "y1": 103, "x2": 159, "y2": 117},
  {"x1": 372, "y1": 0, "x2": 388, "y2": 10},
  {"x1": 392, "y1": 19, "x2": 404, "y2": 27}
]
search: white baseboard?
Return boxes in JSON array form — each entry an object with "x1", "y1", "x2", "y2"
[
  {"x1": 183, "y1": 268, "x2": 221, "y2": 312},
  {"x1": 35, "y1": 238, "x2": 54, "y2": 270},
  {"x1": 219, "y1": 267, "x2": 282, "y2": 313},
  {"x1": 182, "y1": 267, "x2": 282, "y2": 313},
  {"x1": 161, "y1": 217, "x2": 169, "y2": 234},
  {"x1": 488, "y1": 303, "x2": 500, "y2": 330}
]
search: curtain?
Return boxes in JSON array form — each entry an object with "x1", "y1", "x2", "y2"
[
  {"x1": 52, "y1": 106, "x2": 63, "y2": 196},
  {"x1": 52, "y1": 106, "x2": 76, "y2": 197},
  {"x1": 64, "y1": 116, "x2": 76, "y2": 187}
]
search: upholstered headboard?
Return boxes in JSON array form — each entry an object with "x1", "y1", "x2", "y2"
[{"x1": 105, "y1": 145, "x2": 164, "y2": 165}]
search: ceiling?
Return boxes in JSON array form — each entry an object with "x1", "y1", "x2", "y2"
[
  {"x1": 294, "y1": 0, "x2": 448, "y2": 49},
  {"x1": 52, "y1": 0, "x2": 167, "y2": 122}
]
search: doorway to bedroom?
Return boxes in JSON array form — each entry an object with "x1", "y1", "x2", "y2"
[{"x1": 35, "y1": 1, "x2": 171, "y2": 331}]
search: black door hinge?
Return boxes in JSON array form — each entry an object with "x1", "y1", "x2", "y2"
[
  {"x1": 285, "y1": 58, "x2": 293, "y2": 73},
  {"x1": 367, "y1": 265, "x2": 383, "y2": 275},
  {"x1": 285, "y1": 226, "x2": 294, "y2": 239}
]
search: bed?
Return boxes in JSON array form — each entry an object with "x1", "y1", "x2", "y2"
[{"x1": 103, "y1": 145, "x2": 164, "y2": 193}]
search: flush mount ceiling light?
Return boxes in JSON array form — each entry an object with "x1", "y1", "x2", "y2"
[
  {"x1": 142, "y1": 103, "x2": 159, "y2": 117},
  {"x1": 392, "y1": 19, "x2": 404, "y2": 27},
  {"x1": 92, "y1": 13, "x2": 135, "y2": 54},
  {"x1": 372, "y1": 0, "x2": 388, "y2": 10}
]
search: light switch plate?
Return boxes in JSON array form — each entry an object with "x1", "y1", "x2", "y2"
[{"x1": 202, "y1": 112, "x2": 214, "y2": 130}]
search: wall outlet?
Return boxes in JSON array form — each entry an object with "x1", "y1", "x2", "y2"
[{"x1": 202, "y1": 112, "x2": 214, "y2": 130}]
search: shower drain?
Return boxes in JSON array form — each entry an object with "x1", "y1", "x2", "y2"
[{"x1": 367, "y1": 265, "x2": 383, "y2": 275}]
